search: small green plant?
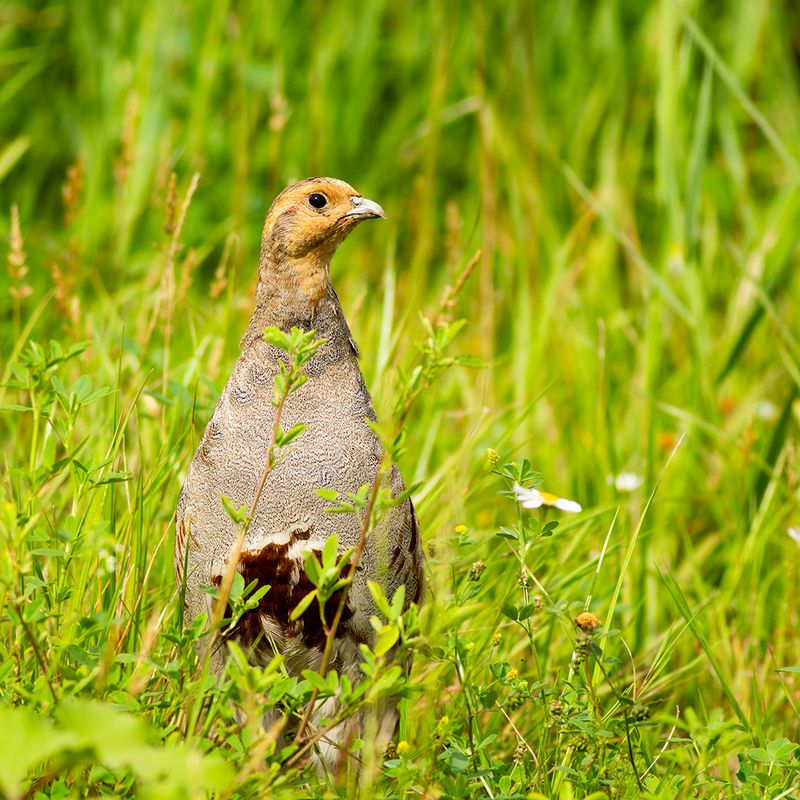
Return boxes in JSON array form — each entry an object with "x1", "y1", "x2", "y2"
[
  {"x1": 290, "y1": 534, "x2": 354, "y2": 624},
  {"x1": 736, "y1": 739, "x2": 800, "y2": 799},
  {"x1": 202, "y1": 325, "x2": 326, "y2": 650}
]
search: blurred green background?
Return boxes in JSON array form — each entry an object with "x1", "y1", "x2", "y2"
[{"x1": 2, "y1": 0, "x2": 800, "y2": 796}]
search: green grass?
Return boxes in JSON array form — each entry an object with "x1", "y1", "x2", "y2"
[{"x1": 2, "y1": 0, "x2": 800, "y2": 797}]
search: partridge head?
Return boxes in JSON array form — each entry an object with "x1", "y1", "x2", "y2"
[{"x1": 245, "y1": 178, "x2": 386, "y2": 340}]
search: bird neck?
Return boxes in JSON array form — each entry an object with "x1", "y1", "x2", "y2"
[{"x1": 241, "y1": 249, "x2": 338, "y2": 348}]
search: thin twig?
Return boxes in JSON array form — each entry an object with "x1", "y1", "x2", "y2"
[
  {"x1": 622, "y1": 708, "x2": 645, "y2": 792},
  {"x1": 495, "y1": 702, "x2": 539, "y2": 766},
  {"x1": 220, "y1": 718, "x2": 287, "y2": 800},
  {"x1": 21, "y1": 763, "x2": 64, "y2": 800},
  {"x1": 641, "y1": 706, "x2": 679, "y2": 779},
  {"x1": 584, "y1": 660, "x2": 602, "y2": 721},
  {"x1": 285, "y1": 700, "x2": 371, "y2": 769}
]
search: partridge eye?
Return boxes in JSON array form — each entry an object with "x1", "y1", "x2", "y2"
[{"x1": 308, "y1": 193, "x2": 327, "y2": 209}]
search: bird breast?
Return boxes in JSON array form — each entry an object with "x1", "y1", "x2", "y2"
[{"x1": 176, "y1": 301, "x2": 406, "y2": 657}]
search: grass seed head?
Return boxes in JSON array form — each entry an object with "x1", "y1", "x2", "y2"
[
  {"x1": 61, "y1": 158, "x2": 84, "y2": 227},
  {"x1": 164, "y1": 171, "x2": 178, "y2": 234},
  {"x1": 469, "y1": 560, "x2": 486, "y2": 581},
  {"x1": 7, "y1": 206, "x2": 31, "y2": 302}
]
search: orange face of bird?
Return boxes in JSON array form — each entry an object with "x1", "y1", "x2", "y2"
[{"x1": 263, "y1": 177, "x2": 385, "y2": 262}]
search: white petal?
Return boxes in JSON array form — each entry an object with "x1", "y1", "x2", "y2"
[
  {"x1": 614, "y1": 472, "x2": 643, "y2": 493},
  {"x1": 788, "y1": 528, "x2": 800, "y2": 548},
  {"x1": 513, "y1": 483, "x2": 541, "y2": 505},
  {"x1": 521, "y1": 496, "x2": 544, "y2": 509},
  {"x1": 554, "y1": 498, "x2": 582, "y2": 513}
]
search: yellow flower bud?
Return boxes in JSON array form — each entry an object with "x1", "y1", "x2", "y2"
[{"x1": 574, "y1": 612, "x2": 602, "y2": 632}]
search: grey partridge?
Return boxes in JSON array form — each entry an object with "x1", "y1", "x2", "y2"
[{"x1": 175, "y1": 177, "x2": 423, "y2": 762}]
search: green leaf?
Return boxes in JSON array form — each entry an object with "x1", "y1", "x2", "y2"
[
  {"x1": 290, "y1": 590, "x2": 317, "y2": 621},
  {"x1": 745, "y1": 748, "x2": 770, "y2": 764},
  {"x1": 0, "y1": 403, "x2": 31, "y2": 412},
  {"x1": 390, "y1": 584, "x2": 406, "y2": 617},
  {"x1": 322, "y1": 534, "x2": 339, "y2": 567},
  {"x1": 368, "y1": 581, "x2": 392, "y2": 619},
  {"x1": 220, "y1": 494, "x2": 247, "y2": 525},
  {"x1": 440, "y1": 747, "x2": 470, "y2": 774},
  {"x1": 517, "y1": 603, "x2": 536, "y2": 621},
  {"x1": 71, "y1": 374, "x2": 92, "y2": 402},
  {"x1": 373, "y1": 625, "x2": 399, "y2": 657},
  {"x1": 301, "y1": 669, "x2": 333, "y2": 694},
  {"x1": 316, "y1": 488, "x2": 339, "y2": 502},
  {"x1": 91, "y1": 470, "x2": 131, "y2": 486},
  {"x1": 277, "y1": 422, "x2": 307, "y2": 447},
  {"x1": 303, "y1": 552, "x2": 322, "y2": 587},
  {"x1": 438, "y1": 318, "x2": 467, "y2": 348},
  {"x1": 229, "y1": 571, "x2": 245, "y2": 601},
  {"x1": 290, "y1": 373, "x2": 308, "y2": 392},
  {"x1": 325, "y1": 505, "x2": 356, "y2": 514},
  {"x1": 247, "y1": 585, "x2": 270, "y2": 607},
  {"x1": 56, "y1": 700, "x2": 152, "y2": 769},
  {"x1": 366, "y1": 664, "x2": 403, "y2": 700},
  {"x1": 501, "y1": 603, "x2": 519, "y2": 621},
  {"x1": 0, "y1": 707, "x2": 77, "y2": 797},
  {"x1": 330, "y1": 577, "x2": 352, "y2": 594},
  {"x1": 84, "y1": 386, "x2": 114, "y2": 405},
  {"x1": 392, "y1": 482, "x2": 423, "y2": 505},
  {"x1": 0, "y1": 135, "x2": 30, "y2": 183},
  {"x1": 262, "y1": 327, "x2": 291, "y2": 351}
]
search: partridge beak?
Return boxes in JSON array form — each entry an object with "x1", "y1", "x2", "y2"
[{"x1": 343, "y1": 196, "x2": 386, "y2": 220}]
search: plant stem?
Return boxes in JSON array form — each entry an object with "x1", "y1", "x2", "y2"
[
  {"x1": 293, "y1": 464, "x2": 384, "y2": 743},
  {"x1": 10, "y1": 594, "x2": 57, "y2": 704},
  {"x1": 193, "y1": 384, "x2": 289, "y2": 681}
]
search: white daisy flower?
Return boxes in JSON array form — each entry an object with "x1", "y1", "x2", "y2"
[
  {"x1": 612, "y1": 472, "x2": 643, "y2": 493},
  {"x1": 753, "y1": 401, "x2": 778, "y2": 421},
  {"x1": 513, "y1": 483, "x2": 582, "y2": 513}
]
